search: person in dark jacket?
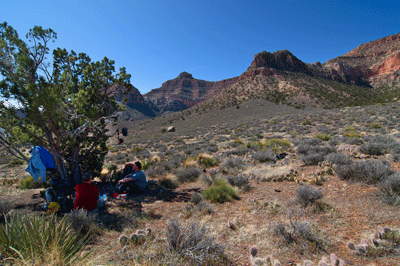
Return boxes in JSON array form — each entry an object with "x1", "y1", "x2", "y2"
[
  {"x1": 116, "y1": 161, "x2": 147, "y2": 195},
  {"x1": 74, "y1": 172, "x2": 99, "y2": 212}
]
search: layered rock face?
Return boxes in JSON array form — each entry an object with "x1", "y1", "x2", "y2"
[
  {"x1": 144, "y1": 72, "x2": 239, "y2": 114},
  {"x1": 111, "y1": 85, "x2": 156, "y2": 117},
  {"x1": 321, "y1": 33, "x2": 400, "y2": 87}
]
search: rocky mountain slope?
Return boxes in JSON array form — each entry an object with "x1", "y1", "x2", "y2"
[
  {"x1": 128, "y1": 32, "x2": 400, "y2": 116},
  {"x1": 143, "y1": 72, "x2": 238, "y2": 114}
]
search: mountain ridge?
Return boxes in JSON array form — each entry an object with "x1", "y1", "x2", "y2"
[{"x1": 115, "y1": 32, "x2": 400, "y2": 119}]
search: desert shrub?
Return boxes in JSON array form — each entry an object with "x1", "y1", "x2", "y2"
[
  {"x1": 0, "y1": 214, "x2": 90, "y2": 265},
  {"x1": 221, "y1": 157, "x2": 243, "y2": 172},
  {"x1": 166, "y1": 218, "x2": 226, "y2": 265},
  {"x1": 190, "y1": 192, "x2": 205, "y2": 205},
  {"x1": 198, "y1": 154, "x2": 219, "y2": 168},
  {"x1": 158, "y1": 176, "x2": 180, "y2": 189},
  {"x1": 7, "y1": 158, "x2": 25, "y2": 166},
  {"x1": 359, "y1": 135, "x2": 398, "y2": 156},
  {"x1": 272, "y1": 215, "x2": 324, "y2": 251},
  {"x1": 314, "y1": 133, "x2": 331, "y2": 141},
  {"x1": 64, "y1": 209, "x2": 100, "y2": 240},
  {"x1": 343, "y1": 131, "x2": 362, "y2": 139},
  {"x1": 170, "y1": 154, "x2": 186, "y2": 168},
  {"x1": 252, "y1": 150, "x2": 276, "y2": 163},
  {"x1": 379, "y1": 173, "x2": 400, "y2": 205},
  {"x1": 225, "y1": 147, "x2": 251, "y2": 156},
  {"x1": 262, "y1": 138, "x2": 291, "y2": 151},
  {"x1": 371, "y1": 122, "x2": 382, "y2": 128},
  {"x1": 294, "y1": 185, "x2": 323, "y2": 208},
  {"x1": 326, "y1": 152, "x2": 351, "y2": 166},
  {"x1": 298, "y1": 145, "x2": 336, "y2": 165},
  {"x1": 334, "y1": 159, "x2": 393, "y2": 184},
  {"x1": 203, "y1": 179, "x2": 239, "y2": 203},
  {"x1": 18, "y1": 175, "x2": 43, "y2": 189},
  {"x1": 207, "y1": 145, "x2": 219, "y2": 153},
  {"x1": 174, "y1": 167, "x2": 201, "y2": 183},
  {"x1": 226, "y1": 175, "x2": 249, "y2": 189},
  {"x1": 293, "y1": 137, "x2": 322, "y2": 147},
  {"x1": 135, "y1": 148, "x2": 152, "y2": 159}
]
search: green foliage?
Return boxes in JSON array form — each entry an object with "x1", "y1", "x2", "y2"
[
  {"x1": 7, "y1": 158, "x2": 25, "y2": 166},
  {"x1": 344, "y1": 126, "x2": 356, "y2": 131},
  {"x1": 0, "y1": 22, "x2": 133, "y2": 185},
  {"x1": 198, "y1": 154, "x2": 218, "y2": 168},
  {"x1": 371, "y1": 122, "x2": 383, "y2": 129},
  {"x1": 141, "y1": 158, "x2": 154, "y2": 170},
  {"x1": 203, "y1": 179, "x2": 239, "y2": 203},
  {"x1": 18, "y1": 176, "x2": 42, "y2": 189},
  {"x1": 314, "y1": 133, "x2": 331, "y2": 141},
  {"x1": 0, "y1": 214, "x2": 90, "y2": 265},
  {"x1": 132, "y1": 146, "x2": 144, "y2": 153},
  {"x1": 343, "y1": 131, "x2": 361, "y2": 138}
]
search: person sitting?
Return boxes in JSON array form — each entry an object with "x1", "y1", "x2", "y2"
[
  {"x1": 116, "y1": 161, "x2": 147, "y2": 195},
  {"x1": 74, "y1": 172, "x2": 99, "y2": 212},
  {"x1": 43, "y1": 174, "x2": 73, "y2": 213}
]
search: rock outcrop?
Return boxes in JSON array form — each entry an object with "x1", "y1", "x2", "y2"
[{"x1": 144, "y1": 72, "x2": 238, "y2": 114}]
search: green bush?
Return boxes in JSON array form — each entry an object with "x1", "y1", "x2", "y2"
[
  {"x1": 371, "y1": 122, "x2": 383, "y2": 129},
  {"x1": 0, "y1": 214, "x2": 90, "y2": 265},
  {"x1": 203, "y1": 179, "x2": 239, "y2": 203},
  {"x1": 199, "y1": 155, "x2": 218, "y2": 168},
  {"x1": 314, "y1": 133, "x2": 331, "y2": 141},
  {"x1": 18, "y1": 176, "x2": 42, "y2": 189}
]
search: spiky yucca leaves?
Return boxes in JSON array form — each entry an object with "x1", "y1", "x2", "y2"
[{"x1": 0, "y1": 214, "x2": 90, "y2": 265}]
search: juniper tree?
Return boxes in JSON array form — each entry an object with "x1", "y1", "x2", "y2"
[{"x1": 0, "y1": 22, "x2": 132, "y2": 185}]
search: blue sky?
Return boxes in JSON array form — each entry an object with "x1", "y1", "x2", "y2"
[{"x1": 1, "y1": 0, "x2": 399, "y2": 94}]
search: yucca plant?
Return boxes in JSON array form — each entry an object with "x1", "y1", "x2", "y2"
[{"x1": 0, "y1": 214, "x2": 91, "y2": 265}]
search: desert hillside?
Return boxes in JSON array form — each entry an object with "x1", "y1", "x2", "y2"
[{"x1": 1, "y1": 100, "x2": 400, "y2": 265}]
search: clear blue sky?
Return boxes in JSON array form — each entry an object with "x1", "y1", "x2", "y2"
[{"x1": 1, "y1": 0, "x2": 399, "y2": 94}]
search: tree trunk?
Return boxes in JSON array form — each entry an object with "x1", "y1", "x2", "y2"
[
  {"x1": 70, "y1": 147, "x2": 81, "y2": 186},
  {"x1": 52, "y1": 152, "x2": 70, "y2": 184}
]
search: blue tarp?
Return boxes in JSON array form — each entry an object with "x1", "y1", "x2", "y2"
[{"x1": 25, "y1": 146, "x2": 56, "y2": 182}]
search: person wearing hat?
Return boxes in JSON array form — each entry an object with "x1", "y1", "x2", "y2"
[{"x1": 74, "y1": 172, "x2": 99, "y2": 212}]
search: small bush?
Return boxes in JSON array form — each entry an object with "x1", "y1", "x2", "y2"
[
  {"x1": 18, "y1": 176, "x2": 42, "y2": 189},
  {"x1": 203, "y1": 179, "x2": 239, "y2": 203},
  {"x1": 314, "y1": 133, "x2": 331, "y2": 141},
  {"x1": 166, "y1": 219, "x2": 226, "y2": 264},
  {"x1": 334, "y1": 159, "x2": 393, "y2": 184},
  {"x1": 371, "y1": 122, "x2": 382, "y2": 129},
  {"x1": 272, "y1": 215, "x2": 324, "y2": 251},
  {"x1": 158, "y1": 176, "x2": 180, "y2": 189},
  {"x1": 174, "y1": 167, "x2": 201, "y2": 183},
  {"x1": 190, "y1": 192, "x2": 205, "y2": 205},
  {"x1": 221, "y1": 157, "x2": 243, "y2": 173},
  {"x1": 252, "y1": 150, "x2": 276, "y2": 163},
  {"x1": 343, "y1": 131, "x2": 361, "y2": 139},
  {"x1": 359, "y1": 135, "x2": 398, "y2": 156},
  {"x1": 227, "y1": 175, "x2": 249, "y2": 189},
  {"x1": 379, "y1": 173, "x2": 400, "y2": 205},
  {"x1": 294, "y1": 185, "x2": 323, "y2": 208},
  {"x1": 198, "y1": 154, "x2": 219, "y2": 168},
  {"x1": 64, "y1": 209, "x2": 100, "y2": 239},
  {"x1": 326, "y1": 152, "x2": 350, "y2": 166}
]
